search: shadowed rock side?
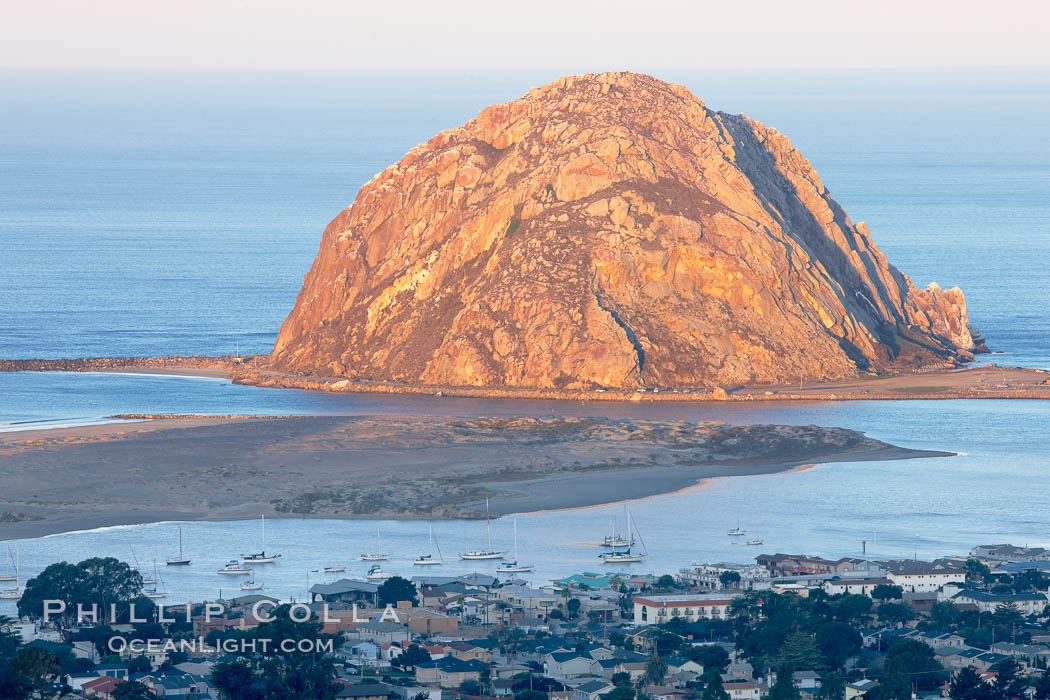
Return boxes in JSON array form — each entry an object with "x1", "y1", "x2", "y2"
[{"x1": 272, "y1": 72, "x2": 975, "y2": 390}]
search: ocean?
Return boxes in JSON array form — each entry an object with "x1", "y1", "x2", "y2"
[{"x1": 1, "y1": 69, "x2": 1048, "y2": 606}]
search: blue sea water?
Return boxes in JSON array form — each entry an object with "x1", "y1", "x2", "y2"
[{"x1": 1, "y1": 70, "x2": 1049, "y2": 603}]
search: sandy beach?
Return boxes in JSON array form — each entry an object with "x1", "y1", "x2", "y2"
[{"x1": 0, "y1": 414, "x2": 950, "y2": 541}]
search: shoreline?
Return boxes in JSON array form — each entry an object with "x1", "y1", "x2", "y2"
[
  {"x1": 0, "y1": 415, "x2": 950, "y2": 541},
  {"x1": 3, "y1": 355, "x2": 1050, "y2": 402}
]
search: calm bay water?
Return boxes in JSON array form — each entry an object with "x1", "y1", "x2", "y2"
[{"x1": 1, "y1": 70, "x2": 1049, "y2": 608}]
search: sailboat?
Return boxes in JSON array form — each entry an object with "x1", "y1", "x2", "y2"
[
  {"x1": 0, "y1": 548, "x2": 20, "y2": 600},
  {"x1": 746, "y1": 538, "x2": 763, "y2": 546},
  {"x1": 496, "y1": 519, "x2": 534, "y2": 573},
  {"x1": 241, "y1": 515, "x2": 280, "y2": 563},
  {"x1": 361, "y1": 526, "x2": 390, "y2": 561},
  {"x1": 166, "y1": 527, "x2": 192, "y2": 566},
  {"x1": 459, "y1": 498, "x2": 507, "y2": 560},
  {"x1": 129, "y1": 548, "x2": 155, "y2": 585},
  {"x1": 0, "y1": 546, "x2": 18, "y2": 582},
  {"x1": 601, "y1": 508, "x2": 647, "y2": 563},
  {"x1": 240, "y1": 575, "x2": 264, "y2": 590},
  {"x1": 323, "y1": 564, "x2": 346, "y2": 573},
  {"x1": 727, "y1": 518, "x2": 745, "y2": 536},
  {"x1": 600, "y1": 507, "x2": 635, "y2": 548},
  {"x1": 414, "y1": 524, "x2": 443, "y2": 566},
  {"x1": 143, "y1": 560, "x2": 166, "y2": 599}
]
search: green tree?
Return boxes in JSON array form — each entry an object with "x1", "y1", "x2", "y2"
[
  {"x1": 393, "y1": 644, "x2": 431, "y2": 668},
  {"x1": 833, "y1": 594, "x2": 872, "y2": 623},
  {"x1": 126, "y1": 655, "x2": 152, "y2": 673},
  {"x1": 883, "y1": 639, "x2": 943, "y2": 691},
  {"x1": 17, "y1": 557, "x2": 143, "y2": 620},
  {"x1": 815, "y1": 622, "x2": 861, "y2": 668},
  {"x1": 768, "y1": 666, "x2": 800, "y2": 700},
  {"x1": 878, "y1": 602, "x2": 916, "y2": 625},
  {"x1": 566, "y1": 598, "x2": 581, "y2": 619},
  {"x1": 1034, "y1": 670, "x2": 1050, "y2": 700},
  {"x1": 261, "y1": 653, "x2": 337, "y2": 700},
  {"x1": 777, "y1": 631, "x2": 822, "y2": 669},
  {"x1": 211, "y1": 658, "x2": 259, "y2": 700},
  {"x1": 719, "y1": 571, "x2": 741, "y2": 589},
  {"x1": 965, "y1": 559, "x2": 991, "y2": 585},
  {"x1": 688, "y1": 644, "x2": 729, "y2": 671},
  {"x1": 0, "y1": 615, "x2": 21, "y2": 661},
  {"x1": 817, "y1": 673, "x2": 844, "y2": 700},
  {"x1": 1013, "y1": 569, "x2": 1049, "y2": 592},
  {"x1": 950, "y1": 666, "x2": 993, "y2": 700},
  {"x1": 6, "y1": 646, "x2": 60, "y2": 698},
  {"x1": 992, "y1": 602, "x2": 1024, "y2": 628},
  {"x1": 114, "y1": 679, "x2": 158, "y2": 700},
  {"x1": 645, "y1": 655, "x2": 668, "y2": 688},
  {"x1": 459, "y1": 679, "x2": 483, "y2": 695},
  {"x1": 929, "y1": 601, "x2": 962, "y2": 628},
  {"x1": 377, "y1": 576, "x2": 417, "y2": 607},
  {"x1": 515, "y1": 691, "x2": 549, "y2": 700},
  {"x1": 657, "y1": 575, "x2": 676, "y2": 590},
  {"x1": 992, "y1": 659, "x2": 1027, "y2": 699},
  {"x1": 611, "y1": 672, "x2": 632, "y2": 687},
  {"x1": 702, "y1": 669, "x2": 729, "y2": 700},
  {"x1": 871, "y1": 584, "x2": 903, "y2": 601}
]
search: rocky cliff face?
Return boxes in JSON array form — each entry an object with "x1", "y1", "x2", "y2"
[{"x1": 272, "y1": 72, "x2": 975, "y2": 389}]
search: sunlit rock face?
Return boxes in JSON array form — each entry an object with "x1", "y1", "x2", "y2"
[{"x1": 272, "y1": 72, "x2": 974, "y2": 389}]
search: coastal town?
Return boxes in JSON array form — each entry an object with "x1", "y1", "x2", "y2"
[{"x1": 3, "y1": 543, "x2": 1050, "y2": 699}]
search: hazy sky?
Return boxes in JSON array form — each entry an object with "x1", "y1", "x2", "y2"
[{"x1": 2, "y1": 0, "x2": 1048, "y2": 71}]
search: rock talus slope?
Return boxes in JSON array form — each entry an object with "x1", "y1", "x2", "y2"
[{"x1": 272, "y1": 72, "x2": 975, "y2": 389}]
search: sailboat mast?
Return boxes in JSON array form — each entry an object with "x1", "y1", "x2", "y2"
[
  {"x1": 486, "y1": 498, "x2": 492, "y2": 550},
  {"x1": 179, "y1": 527, "x2": 183, "y2": 558},
  {"x1": 261, "y1": 515, "x2": 266, "y2": 551}
]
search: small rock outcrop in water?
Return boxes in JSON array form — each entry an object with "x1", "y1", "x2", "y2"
[{"x1": 272, "y1": 72, "x2": 975, "y2": 389}]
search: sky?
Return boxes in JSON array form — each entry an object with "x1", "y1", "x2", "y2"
[{"x1": 1, "y1": 0, "x2": 1048, "y2": 72}]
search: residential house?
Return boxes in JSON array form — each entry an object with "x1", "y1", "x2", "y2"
[
  {"x1": 633, "y1": 594, "x2": 737, "y2": 624},
  {"x1": 415, "y1": 656, "x2": 485, "y2": 688},
  {"x1": 884, "y1": 562, "x2": 966, "y2": 592},
  {"x1": 951, "y1": 589, "x2": 1048, "y2": 615},
  {"x1": 352, "y1": 621, "x2": 413, "y2": 645},
  {"x1": 723, "y1": 679, "x2": 762, "y2": 700},
  {"x1": 544, "y1": 651, "x2": 602, "y2": 679},
  {"x1": 846, "y1": 680, "x2": 877, "y2": 699},
  {"x1": 822, "y1": 577, "x2": 893, "y2": 596},
  {"x1": 572, "y1": 679, "x2": 615, "y2": 700},
  {"x1": 335, "y1": 683, "x2": 399, "y2": 700},
  {"x1": 310, "y1": 579, "x2": 380, "y2": 605}
]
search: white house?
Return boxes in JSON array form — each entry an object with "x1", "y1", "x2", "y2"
[
  {"x1": 633, "y1": 594, "x2": 739, "y2": 624},
  {"x1": 885, "y1": 562, "x2": 966, "y2": 592},
  {"x1": 951, "y1": 589, "x2": 1049, "y2": 615}
]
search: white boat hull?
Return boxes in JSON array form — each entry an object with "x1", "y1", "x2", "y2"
[
  {"x1": 361, "y1": 554, "x2": 389, "y2": 561},
  {"x1": 323, "y1": 567, "x2": 346, "y2": 573},
  {"x1": 602, "y1": 552, "x2": 645, "y2": 563},
  {"x1": 460, "y1": 552, "x2": 506, "y2": 560},
  {"x1": 0, "y1": 575, "x2": 16, "y2": 582},
  {"x1": 496, "y1": 564, "x2": 535, "y2": 573},
  {"x1": 218, "y1": 569, "x2": 251, "y2": 575}
]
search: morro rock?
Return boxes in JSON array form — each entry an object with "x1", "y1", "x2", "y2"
[{"x1": 272, "y1": 72, "x2": 975, "y2": 389}]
